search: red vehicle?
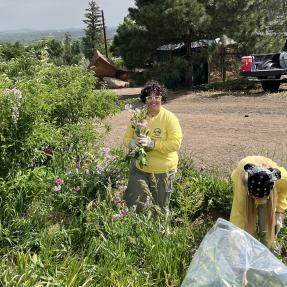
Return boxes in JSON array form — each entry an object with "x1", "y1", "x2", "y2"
[{"x1": 240, "y1": 42, "x2": 287, "y2": 92}]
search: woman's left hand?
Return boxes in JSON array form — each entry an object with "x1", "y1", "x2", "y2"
[{"x1": 138, "y1": 135, "x2": 154, "y2": 149}]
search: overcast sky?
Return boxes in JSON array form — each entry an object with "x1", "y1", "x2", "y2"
[{"x1": 0, "y1": 0, "x2": 135, "y2": 31}]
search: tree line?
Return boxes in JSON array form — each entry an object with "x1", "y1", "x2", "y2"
[
  {"x1": 111, "y1": 0, "x2": 287, "y2": 85},
  {"x1": 2, "y1": 0, "x2": 287, "y2": 86}
]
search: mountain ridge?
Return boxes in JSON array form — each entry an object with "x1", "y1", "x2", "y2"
[{"x1": 0, "y1": 27, "x2": 117, "y2": 43}]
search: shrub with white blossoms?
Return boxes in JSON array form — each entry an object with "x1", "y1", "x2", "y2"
[{"x1": 4, "y1": 87, "x2": 23, "y2": 125}]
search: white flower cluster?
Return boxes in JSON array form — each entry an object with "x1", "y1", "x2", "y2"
[{"x1": 4, "y1": 88, "x2": 23, "y2": 125}]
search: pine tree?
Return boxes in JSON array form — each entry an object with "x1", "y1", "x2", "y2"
[
  {"x1": 82, "y1": 0, "x2": 104, "y2": 60},
  {"x1": 113, "y1": 0, "x2": 284, "y2": 84}
]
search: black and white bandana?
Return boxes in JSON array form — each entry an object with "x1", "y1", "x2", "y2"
[{"x1": 244, "y1": 164, "x2": 281, "y2": 198}]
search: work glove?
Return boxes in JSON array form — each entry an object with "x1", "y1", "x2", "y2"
[
  {"x1": 275, "y1": 212, "x2": 285, "y2": 237},
  {"x1": 138, "y1": 135, "x2": 155, "y2": 149},
  {"x1": 129, "y1": 138, "x2": 139, "y2": 149}
]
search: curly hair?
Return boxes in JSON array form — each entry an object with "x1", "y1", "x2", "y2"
[{"x1": 140, "y1": 81, "x2": 167, "y2": 103}]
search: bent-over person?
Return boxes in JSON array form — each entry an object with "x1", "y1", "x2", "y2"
[{"x1": 230, "y1": 156, "x2": 287, "y2": 248}]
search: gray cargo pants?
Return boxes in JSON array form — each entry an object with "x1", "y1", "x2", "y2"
[
  {"x1": 257, "y1": 204, "x2": 268, "y2": 246},
  {"x1": 258, "y1": 205, "x2": 282, "y2": 245},
  {"x1": 124, "y1": 163, "x2": 176, "y2": 214}
]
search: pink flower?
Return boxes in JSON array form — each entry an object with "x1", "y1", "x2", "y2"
[
  {"x1": 119, "y1": 209, "x2": 127, "y2": 218},
  {"x1": 54, "y1": 177, "x2": 64, "y2": 186},
  {"x1": 112, "y1": 209, "x2": 127, "y2": 221},
  {"x1": 114, "y1": 196, "x2": 125, "y2": 204},
  {"x1": 138, "y1": 119, "x2": 148, "y2": 129}
]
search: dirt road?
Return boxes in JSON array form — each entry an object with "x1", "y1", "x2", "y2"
[{"x1": 105, "y1": 88, "x2": 287, "y2": 175}]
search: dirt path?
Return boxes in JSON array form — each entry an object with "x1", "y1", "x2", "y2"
[{"x1": 106, "y1": 88, "x2": 287, "y2": 175}]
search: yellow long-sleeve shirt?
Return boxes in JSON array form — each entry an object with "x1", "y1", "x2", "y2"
[
  {"x1": 230, "y1": 156, "x2": 287, "y2": 229},
  {"x1": 124, "y1": 107, "x2": 182, "y2": 174}
]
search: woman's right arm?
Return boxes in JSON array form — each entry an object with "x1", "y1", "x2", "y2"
[
  {"x1": 123, "y1": 122, "x2": 134, "y2": 148},
  {"x1": 230, "y1": 168, "x2": 246, "y2": 229}
]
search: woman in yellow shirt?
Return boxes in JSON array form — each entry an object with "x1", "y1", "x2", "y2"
[
  {"x1": 123, "y1": 81, "x2": 182, "y2": 214},
  {"x1": 230, "y1": 156, "x2": 287, "y2": 248}
]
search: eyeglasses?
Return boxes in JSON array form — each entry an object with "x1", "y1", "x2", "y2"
[{"x1": 146, "y1": 95, "x2": 162, "y2": 101}]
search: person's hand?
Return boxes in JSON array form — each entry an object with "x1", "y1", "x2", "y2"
[
  {"x1": 129, "y1": 138, "x2": 139, "y2": 149},
  {"x1": 275, "y1": 212, "x2": 285, "y2": 236},
  {"x1": 138, "y1": 135, "x2": 154, "y2": 149}
]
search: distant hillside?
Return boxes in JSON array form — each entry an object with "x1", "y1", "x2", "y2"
[{"x1": 0, "y1": 27, "x2": 117, "y2": 44}]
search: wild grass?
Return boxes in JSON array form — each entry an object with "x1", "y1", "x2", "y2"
[{"x1": 0, "y1": 155, "x2": 235, "y2": 286}]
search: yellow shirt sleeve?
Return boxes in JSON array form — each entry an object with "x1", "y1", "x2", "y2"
[
  {"x1": 275, "y1": 167, "x2": 287, "y2": 212},
  {"x1": 123, "y1": 121, "x2": 134, "y2": 148},
  {"x1": 154, "y1": 114, "x2": 182, "y2": 154},
  {"x1": 230, "y1": 168, "x2": 246, "y2": 229}
]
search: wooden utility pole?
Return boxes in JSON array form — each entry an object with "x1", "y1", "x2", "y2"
[{"x1": 101, "y1": 9, "x2": 108, "y2": 59}]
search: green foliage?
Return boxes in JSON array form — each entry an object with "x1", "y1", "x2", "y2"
[
  {"x1": 1, "y1": 50, "x2": 286, "y2": 285},
  {"x1": 112, "y1": 57, "x2": 125, "y2": 67},
  {"x1": 0, "y1": 151, "x2": 231, "y2": 286},
  {"x1": 0, "y1": 42, "x2": 26, "y2": 61},
  {"x1": 172, "y1": 157, "x2": 233, "y2": 223},
  {"x1": 0, "y1": 55, "x2": 119, "y2": 177},
  {"x1": 0, "y1": 65, "x2": 236, "y2": 285},
  {"x1": 62, "y1": 33, "x2": 85, "y2": 65},
  {"x1": 31, "y1": 37, "x2": 84, "y2": 66},
  {"x1": 0, "y1": 36, "x2": 84, "y2": 67}
]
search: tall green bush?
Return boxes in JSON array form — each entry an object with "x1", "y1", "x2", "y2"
[{"x1": 0, "y1": 55, "x2": 119, "y2": 177}]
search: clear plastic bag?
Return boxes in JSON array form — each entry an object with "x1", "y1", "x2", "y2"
[{"x1": 181, "y1": 218, "x2": 287, "y2": 287}]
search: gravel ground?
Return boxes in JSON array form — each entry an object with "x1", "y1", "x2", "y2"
[{"x1": 105, "y1": 87, "x2": 287, "y2": 176}]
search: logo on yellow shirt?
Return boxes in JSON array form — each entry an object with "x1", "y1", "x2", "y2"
[{"x1": 153, "y1": 128, "x2": 162, "y2": 138}]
